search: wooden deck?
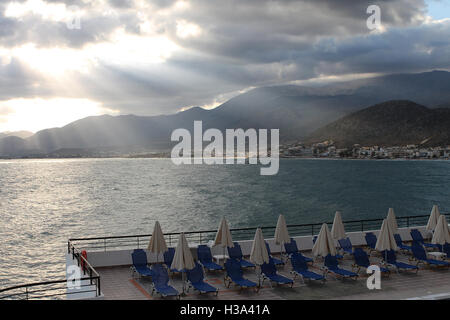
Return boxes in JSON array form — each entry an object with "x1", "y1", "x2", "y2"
[{"x1": 96, "y1": 250, "x2": 450, "y2": 300}]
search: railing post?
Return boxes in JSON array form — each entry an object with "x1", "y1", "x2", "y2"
[
  {"x1": 90, "y1": 269, "x2": 93, "y2": 285},
  {"x1": 199, "y1": 233, "x2": 202, "y2": 245},
  {"x1": 361, "y1": 221, "x2": 364, "y2": 232},
  {"x1": 25, "y1": 287, "x2": 28, "y2": 300},
  {"x1": 104, "y1": 239, "x2": 106, "y2": 252},
  {"x1": 311, "y1": 224, "x2": 314, "y2": 235},
  {"x1": 407, "y1": 217, "x2": 410, "y2": 228},
  {"x1": 137, "y1": 237, "x2": 139, "y2": 249},
  {"x1": 97, "y1": 277, "x2": 101, "y2": 297}
]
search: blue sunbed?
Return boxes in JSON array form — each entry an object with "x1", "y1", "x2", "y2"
[
  {"x1": 338, "y1": 237, "x2": 354, "y2": 255},
  {"x1": 394, "y1": 234, "x2": 412, "y2": 252},
  {"x1": 186, "y1": 262, "x2": 219, "y2": 295},
  {"x1": 131, "y1": 249, "x2": 154, "y2": 278},
  {"x1": 261, "y1": 258, "x2": 294, "y2": 287},
  {"x1": 227, "y1": 242, "x2": 256, "y2": 269},
  {"x1": 382, "y1": 250, "x2": 419, "y2": 273},
  {"x1": 265, "y1": 242, "x2": 284, "y2": 266},
  {"x1": 352, "y1": 248, "x2": 390, "y2": 275},
  {"x1": 290, "y1": 253, "x2": 325, "y2": 283},
  {"x1": 324, "y1": 254, "x2": 358, "y2": 279},
  {"x1": 444, "y1": 243, "x2": 450, "y2": 259},
  {"x1": 150, "y1": 264, "x2": 180, "y2": 299},
  {"x1": 284, "y1": 238, "x2": 314, "y2": 263},
  {"x1": 197, "y1": 245, "x2": 224, "y2": 272},
  {"x1": 410, "y1": 229, "x2": 441, "y2": 250},
  {"x1": 224, "y1": 259, "x2": 258, "y2": 292},
  {"x1": 163, "y1": 248, "x2": 182, "y2": 274},
  {"x1": 365, "y1": 232, "x2": 377, "y2": 250},
  {"x1": 411, "y1": 242, "x2": 450, "y2": 268}
]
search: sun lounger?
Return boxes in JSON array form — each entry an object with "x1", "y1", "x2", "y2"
[
  {"x1": 290, "y1": 253, "x2": 325, "y2": 283},
  {"x1": 163, "y1": 248, "x2": 182, "y2": 274},
  {"x1": 131, "y1": 249, "x2": 154, "y2": 278},
  {"x1": 444, "y1": 243, "x2": 450, "y2": 259},
  {"x1": 186, "y1": 262, "x2": 219, "y2": 295},
  {"x1": 284, "y1": 238, "x2": 314, "y2": 263},
  {"x1": 150, "y1": 263, "x2": 180, "y2": 299},
  {"x1": 227, "y1": 242, "x2": 256, "y2": 269},
  {"x1": 382, "y1": 250, "x2": 419, "y2": 273},
  {"x1": 352, "y1": 248, "x2": 390, "y2": 275},
  {"x1": 365, "y1": 232, "x2": 377, "y2": 250},
  {"x1": 411, "y1": 242, "x2": 450, "y2": 268},
  {"x1": 394, "y1": 234, "x2": 412, "y2": 252},
  {"x1": 410, "y1": 229, "x2": 441, "y2": 250},
  {"x1": 197, "y1": 245, "x2": 224, "y2": 272},
  {"x1": 265, "y1": 242, "x2": 284, "y2": 266},
  {"x1": 224, "y1": 259, "x2": 258, "y2": 292},
  {"x1": 338, "y1": 237, "x2": 354, "y2": 255},
  {"x1": 261, "y1": 257, "x2": 294, "y2": 287},
  {"x1": 324, "y1": 254, "x2": 358, "y2": 280}
]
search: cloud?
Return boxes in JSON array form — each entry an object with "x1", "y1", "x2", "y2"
[{"x1": 0, "y1": 0, "x2": 449, "y2": 123}]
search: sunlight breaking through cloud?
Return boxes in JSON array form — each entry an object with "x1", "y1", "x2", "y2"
[{"x1": 0, "y1": 98, "x2": 119, "y2": 132}]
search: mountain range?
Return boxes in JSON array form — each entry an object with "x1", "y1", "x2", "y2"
[
  {"x1": 1, "y1": 70, "x2": 450, "y2": 157},
  {"x1": 307, "y1": 100, "x2": 450, "y2": 147},
  {"x1": 0, "y1": 131, "x2": 33, "y2": 139}
]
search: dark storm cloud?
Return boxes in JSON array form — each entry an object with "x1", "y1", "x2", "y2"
[{"x1": 1, "y1": 0, "x2": 449, "y2": 117}]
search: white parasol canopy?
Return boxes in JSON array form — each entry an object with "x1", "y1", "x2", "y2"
[
  {"x1": 331, "y1": 211, "x2": 346, "y2": 240},
  {"x1": 432, "y1": 215, "x2": 450, "y2": 245},
  {"x1": 274, "y1": 214, "x2": 290, "y2": 245},
  {"x1": 312, "y1": 223, "x2": 337, "y2": 257},
  {"x1": 148, "y1": 221, "x2": 168, "y2": 262},
  {"x1": 386, "y1": 208, "x2": 398, "y2": 234},
  {"x1": 426, "y1": 205, "x2": 441, "y2": 232},
  {"x1": 375, "y1": 219, "x2": 398, "y2": 252},
  {"x1": 171, "y1": 233, "x2": 195, "y2": 271},
  {"x1": 250, "y1": 228, "x2": 270, "y2": 265},
  {"x1": 214, "y1": 217, "x2": 234, "y2": 248}
]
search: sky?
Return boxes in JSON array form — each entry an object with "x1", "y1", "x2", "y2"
[{"x1": 0, "y1": 0, "x2": 449, "y2": 133}]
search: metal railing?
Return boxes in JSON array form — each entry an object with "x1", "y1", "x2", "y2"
[
  {"x1": 68, "y1": 213, "x2": 448, "y2": 252},
  {"x1": 0, "y1": 241, "x2": 101, "y2": 300},
  {"x1": 67, "y1": 240, "x2": 101, "y2": 297},
  {"x1": 0, "y1": 278, "x2": 99, "y2": 300},
  {"x1": 2, "y1": 213, "x2": 446, "y2": 300}
]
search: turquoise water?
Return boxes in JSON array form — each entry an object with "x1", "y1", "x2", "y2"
[{"x1": 0, "y1": 158, "x2": 449, "y2": 288}]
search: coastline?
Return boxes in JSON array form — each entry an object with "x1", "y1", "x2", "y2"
[{"x1": 1, "y1": 155, "x2": 449, "y2": 161}]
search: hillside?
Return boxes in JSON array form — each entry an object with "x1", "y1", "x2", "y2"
[
  {"x1": 307, "y1": 100, "x2": 450, "y2": 147},
  {"x1": 1, "y1": 70, "x2": 450, "y2": 156},
  {"x1": 0, "y1": 131, "x2": 34, "y2": 139}
]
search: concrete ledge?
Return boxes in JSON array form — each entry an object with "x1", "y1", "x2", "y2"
[{"x1": 83, "y1": 226, "x2": 429, "y2": 268}]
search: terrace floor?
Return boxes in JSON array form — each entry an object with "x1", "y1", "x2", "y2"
[{"x1": 96, "y1": 251, "x2": 450, "y2": 300}]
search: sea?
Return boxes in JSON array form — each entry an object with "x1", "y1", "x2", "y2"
[{"x1": 0, "y1": 158, "x2": 449, "y2": 288}]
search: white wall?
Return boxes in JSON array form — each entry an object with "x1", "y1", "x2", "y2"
[{"x1": 83, "y1": 226, "x2": 429, "y2": 268}]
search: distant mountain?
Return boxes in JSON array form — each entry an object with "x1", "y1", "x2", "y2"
[
  {"x1": 1, "y1": 70, "x2": 450, "y2": 156},
  {"x1": 0, "y1": 131, "x2": 34, "y2": 139},
  {"x1": 306, "y1": 100, "x2": 450, "y2": 147}
]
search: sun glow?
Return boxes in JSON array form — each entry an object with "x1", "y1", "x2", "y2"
[
  {"x1": 5, "y1": 0, "x2": 83, "y2": 22},
  {"x1": 8, "y1": 44, "x2": 93, "y2": 75},
  {"x1": 0, "y1": 28, "x2": 179, "y2": 76},
  {"x1": 0, "y1": 98, "x2": 119, "y2": 132}
]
